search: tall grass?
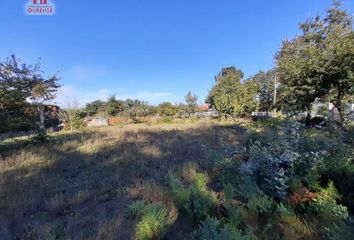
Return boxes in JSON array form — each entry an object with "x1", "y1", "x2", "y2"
[{"x1": 0, "y1": 121, "x2": 245, "y2": 239}]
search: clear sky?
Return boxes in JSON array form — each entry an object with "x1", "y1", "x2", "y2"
[{"x1": 1, "y1": 0, "x2": 353, "y2": 107}]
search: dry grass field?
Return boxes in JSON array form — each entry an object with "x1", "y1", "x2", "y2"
[{"x1": 0, "y1": 120, "x2": 250, "y2": 239}]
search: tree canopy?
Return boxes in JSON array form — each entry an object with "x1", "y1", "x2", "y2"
[
  {"x1": 0, "y1": 55, "x2": 60, "y2": 132},
  {"x1": 207, "y1": 66, "x2": 259, "y2": 118},
  {"x1": 276, "y1": 0, "x2": 354, "y2": 122}
]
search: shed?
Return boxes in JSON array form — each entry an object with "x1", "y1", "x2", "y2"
[{"x1": 84, "y1": 117, "x2": 108, "y2": 127}]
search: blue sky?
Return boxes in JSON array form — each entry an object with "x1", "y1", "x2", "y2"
[{"x1": 1, "y1": 0, "x2": 353, "y2": 107}]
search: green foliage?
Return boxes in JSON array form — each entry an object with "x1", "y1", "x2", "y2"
[
  {"x1": 247, "y1": 194, "x2": 274, "y2": 214},
  {"x1": 276, "y1": 1, "x2": 354, "y2": 122},
  {"x1": 189, "y1": 186, "x2": 218, "y2": 221},
  {"x1": 193, "y1": 173, "x2": 208, "y2": 190},
  {"x1": 0, "y1": 55, "x2": 60, "y2": 133},
  {"x1": 191, "y1": 217, "x2": 243, "y2": 240},
  {"x1": 247, "y1": 70, "x2": 276, "y2": 111},
  {"x1": 59, "y1": 109, "x2": 84, "y2": 131},
  {"x1": 135, "y1": 204, "x2": 172, "y2": 240},
  {"x1": 184, "y1": 91, "x2": 198, "y2": 117},
  {"x1": 159, "y1": 116, "x2": 173, "y2": 123},
  {"x1": 276, "y1": 203, "x2": 293, "y2": 217},
  {"x1": 83, "y1": 97, "x2": 156, "y2": 120},
  {"x1": 308, "y1": 181, "x2": 348, "y2": 221},
  {"x1": 191, "y1": 217, "x2": 259, "y2": 240},
  {"x1": 223, "y1": 183, "x2": 236, "y2": 203},
  {"x1": 234, "y1": 175, "x2": 259, "y2": 201},
  {"x1": 188, "y1": 173, "x2": 218, "y2": 221},
  {"x1": 168, "y1": 172, "x2": 191, "y2": 211},
  {"x1": 192, "y1": 119, "x2": 353, "y2": 239},
  {"x1": 168, "y1": 171, "x2": 218, "y2": 222},
  {"x1": 157, "y1": 102, "x2": 178, "y2": 117},
  {"x1": 305, "y1": 181, "x2": 349, "y2": 238},
  {"x1": 207, "y1": 66, "x2": 259, "y2": 119},
  {"x1": 105, "y1": 96, "x2": 124, "y2": 116},
  {"x1": 241, "y1": 142, "x2": 291, "y2": 200},
  {"x1": 84, "y1": 99, "x2": 105, "y2": 116},
  {"x1": 127, "y1": 200, "x2": 148, "y2": 218}
]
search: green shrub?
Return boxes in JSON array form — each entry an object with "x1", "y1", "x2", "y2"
[
  {"x1": 191, "y1": 217, "x2": 243, "y2": 240},
  {"x1": 309, "y1": 182, "x2": 348, "y2": 221},
  {"x1": 127, "y1": 200, "x2": 148, "y2": 218},
  {"x1": 306, "y1": 181, "x2": 349, "y2": 238},
  {"x1": 160, "y1": 116, "x2": 172, "y2": 124},
  {"x1": 168, "y1": 172, "x2": 191, "y2": 211},
  {"x1": 193, "y1": 173, "x2": 209, "y2": 191},
  {"x1": 223, "y1": 183, "x2": 236, "y2": 203},
  {"x1": 189, "y1": 186, "x2": 218, "y2": 221},
  {"x1": 168, "y1": 171, "x2": 218, "y2": 222},
  {"x1": 246, "y1": 194, "x2": 274, "y2": 214},
  {"x1": 135, "y1": 205, "x2": 169, "y2": 240},
  {"x1": 133, "y1": 203, "x2": 176, "y2": 240},
  {"x1": 191, "y1": 217, "x2": 258, "y2": 240}
]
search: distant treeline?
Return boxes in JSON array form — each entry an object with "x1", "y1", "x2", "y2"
[{"x1": 76, "y1": 91, "x2": 199, "y2": 120}]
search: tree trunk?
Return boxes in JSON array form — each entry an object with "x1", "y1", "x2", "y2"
[
  {"x1": 38, "y1": 104, "x2": 45, "y2": 129},
  {"x1": 334, "y1": 90, "x2": 343, "y2": 126},
  {"x1": 334, "y1": 104, "x2": 343, "y2": 126},
  {"x1": 305, "y1": 108, "x2": 311, "y2": 126}
]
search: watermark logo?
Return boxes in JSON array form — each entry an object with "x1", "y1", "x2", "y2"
[{"x1": 25, "y1": 0, "x2": 55, "y2": 15}]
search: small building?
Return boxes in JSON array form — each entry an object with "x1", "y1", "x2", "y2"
[
  {"x1": 197, "y1": 104, "x2": 211, "y2": 112},
  {"x1": 84, "y1": 117, "x2": 108, "y2": 127}
]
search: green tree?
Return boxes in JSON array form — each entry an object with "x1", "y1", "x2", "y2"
[
  {"x1": 158, "y1": 102, "x2": 178, "y2": 117},
  {"x1": 276, "y1": 1, "x2": 354, "y2": 123},
  {"x1": 248, "y1": 70, "x2": 276, "y2": 112},
  {"x1": 207, "y1": 66, "x2": 258, "y2": 119},
  {"x1": 207, "y1": 66, "x2": 244, "y2": 107},
  {"x1": 0, "y1": 55, "x2": 60, "y2": 132},
  {"x1": 235, "y1": 80, "x2": 258, "y2": 116},
  {"x1": 85, "y1": 100, "x2": 104, "y2": 116},
  {"x1": 184, "y1": 91, "x2": 198, "y2": 117},
  {"x1": 105, "y1": 95, "x2": 124, "y2": 116},
  {"x1": 60, "y1": 98, "x2": 83, "y2": 132},
  {"x1": 30, "y1": 76, "x2": 60, "y2": 129}
]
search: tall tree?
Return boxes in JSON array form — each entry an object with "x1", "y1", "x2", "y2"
[
  {"x1": 276, "y1": 1, "x2": 354, "y2": 123},
  {"x1": 247, "y1": 70, "x2": 276, "y2": 112},
  {"x1": 184, "y1": 91, "x2": 198, "y2": 117},
  {"x1": 31, "y1": 74, "x2": 60, "y2": 129},
  {"x1": 207, "y1": 66, "x2": 258, "y2": 119},
  {"x1": 0, "y1": 55, "x2": 60, "y2": 132}
]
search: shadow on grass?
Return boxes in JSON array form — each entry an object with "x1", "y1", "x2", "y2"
[{"x1": 0, "y1": 123, "x2": 249, "y2": 239}]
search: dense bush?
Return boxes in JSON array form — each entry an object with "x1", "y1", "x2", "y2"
[
  {"x1": 163, "y1": 120, "x2": 354, "y2": 240},
  {"x1": 128, "y1": 201, "x2": 177, "y2": 240}
]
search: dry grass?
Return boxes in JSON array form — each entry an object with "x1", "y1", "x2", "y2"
[{"x1": 0, "y1": 120, "x2": 249, "y2": 239}]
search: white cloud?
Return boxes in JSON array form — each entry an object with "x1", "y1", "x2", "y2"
[{"x1": 54, "y1": 85, "x2": 113, "y2": 108}]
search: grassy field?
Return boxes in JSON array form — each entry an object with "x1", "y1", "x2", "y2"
[
  {"x1": 1, "y1": 119, "x2": 353, "y2": 240},
  {"x1": 0, "y1": 120, "x2": 249, "y2": 239}
]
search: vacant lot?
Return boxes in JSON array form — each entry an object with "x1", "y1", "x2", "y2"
[
  {"x1": 0, "y1": 120, "x2": 248, "y2": 239},
  {"x1": 2, "y1": 119, "x2": 354, "y2": 240}
]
